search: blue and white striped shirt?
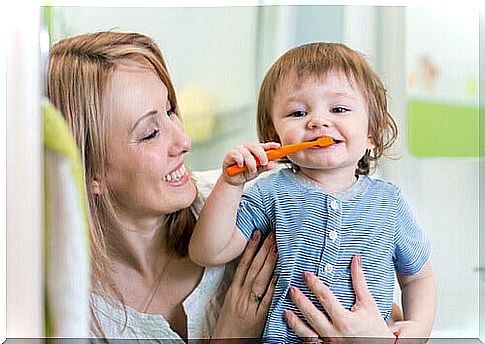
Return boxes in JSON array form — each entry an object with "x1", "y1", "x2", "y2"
[{"x1": 236, "y1": 168, "x2": 430, "y2": 343}]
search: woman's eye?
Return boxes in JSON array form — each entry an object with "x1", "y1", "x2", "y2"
[
  {"x1": 290, "y1": 110, "x2": 307, "y2": 118},
  {"x1": 332, "y1": 107, "x2": 349, "y2": 114},
  {"x1": 141, "y1": 129, "x2": 159, "y2": 141}
]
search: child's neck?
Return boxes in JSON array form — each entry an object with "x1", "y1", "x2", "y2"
[{"x1": 298, "y1": 167, "x2": 357, "y2": 194}]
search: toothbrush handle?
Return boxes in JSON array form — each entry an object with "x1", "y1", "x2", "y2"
[
  {"x1": 225, "y1": 160, "x2": 261, "y2": 177},
  {"x1": 225, "y1": 142, "x2": 315, "y2": 176}
]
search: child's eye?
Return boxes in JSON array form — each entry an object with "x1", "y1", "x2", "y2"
[
  {"x1": 331, "y1": 107, "x2": 350, "y2": 114},
  {"x1": 166, "y1": 108, "x2": 176, "y2": 117},
  {"x1": 141, "y1": 129, "x2": 160, "y2": 141},
  {"x1": 290, "y1": 110, "x2": 307, "y2": 118}
]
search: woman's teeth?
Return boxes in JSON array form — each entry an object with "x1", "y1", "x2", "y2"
[{"x1": 163, "y1": 164, "x2": 186, "y2": 182}]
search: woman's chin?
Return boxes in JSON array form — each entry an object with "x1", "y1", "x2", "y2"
[{"x1": 166, "y1": 178, "x2": 198, "y2": 210}]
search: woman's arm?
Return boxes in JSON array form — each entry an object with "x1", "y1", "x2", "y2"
[
  {"x1": 284, "y1": 255, "x2": 396, "y2": 340},
  {"x1": 211, "y1": 230, "x2": 278, "y2": 341},
  {"x1": 391, "y1": 262, "x2": 436, "y2": 338}
]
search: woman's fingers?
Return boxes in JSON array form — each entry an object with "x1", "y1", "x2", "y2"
[
  {"x1": 232, "y1": 230, "x2": 262, "y2": 287},
  {"x1": 284, "y1": 310, "x2": 319, "y2": 339},
  {"x1": 303, "y1": 272, "x2": 346, "y2": 320},
  {"x1": 251, "y1": 232, "x2": 277, "y2": 295},
  {"x1": 257, "y1": 275, "x2": 277, "y2": 317},
  {"x1": 350, "y1": 255, "x2": 373, "y2": 306},
  {"x1": 242, "y1": 232, "x2": 275, "y2": 293},
  {"x1": 289, "y1": 286, "x2": 332, "y2": 336}
]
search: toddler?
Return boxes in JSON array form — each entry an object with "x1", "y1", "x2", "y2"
[{"x1": 189, "y1": 42, "x2": 436, "y2": 342}]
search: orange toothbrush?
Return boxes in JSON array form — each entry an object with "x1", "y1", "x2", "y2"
[{"x1": 226, "y1": 136, "x2": 334, "y2": 176}]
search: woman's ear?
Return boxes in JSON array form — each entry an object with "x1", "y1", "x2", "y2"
[
  {"x1": 90, "y1": 180, "x2": 103, "y2": 195},
  {"x1": 367, "y1": 133, "x2": 376, "y2": 150},
  {"x1": 367, "y1": 136, "x2": 376, "y2": 149}
]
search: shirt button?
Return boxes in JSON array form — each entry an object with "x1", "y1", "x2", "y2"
[
  {"x1": 324, "y1": 263, "x2": 333, "y2": 274},
  {"x1": 329, "y1": 230, "x2": 338, "y2": 241},
  {"x1": 330, "y1": 199, "x2": 339, "y2": 210}
]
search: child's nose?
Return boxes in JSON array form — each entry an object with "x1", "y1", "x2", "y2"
[{"x1": 307, "y1": 113, "x2": 330, "y2": 129}]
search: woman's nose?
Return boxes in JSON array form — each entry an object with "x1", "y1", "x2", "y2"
[{"x1": 168, "y1": 121, "x2": 191, "y2": 156}]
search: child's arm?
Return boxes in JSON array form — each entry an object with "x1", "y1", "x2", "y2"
[
  {"x1": 392, "y1": 261, "x2": 437, "y2": 338},
  {"x1": 189, "y1": 142, "x2": 279, "y2": 267}
]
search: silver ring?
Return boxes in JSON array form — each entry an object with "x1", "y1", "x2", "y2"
[{"x1": 250, "y1": 290, "x2": 264, "y2": 303}]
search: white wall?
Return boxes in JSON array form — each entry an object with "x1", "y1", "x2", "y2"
[
  {"x1": 51, "y1": 6, "x2": 264, "y2": 170},
  {"x1": 51, "y1": 6, "x2": 258, "y2": 110},
  {"x1": 393, "y1": 6, "x2": 480, "y2": 337},
  {"x1": 344, "y1": 5, "x2": 480, "y2": 338}
]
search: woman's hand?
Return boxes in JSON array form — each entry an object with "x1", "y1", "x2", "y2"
[
  {"x1": 222, "y1": 142, "x2": 280, "y2": 186},
  {"x1": 284, "y1": 255, "x2": 395, "y2": 343},
  {"x1": 212, "y1": 230, "x2": 278, "y2": 340}
]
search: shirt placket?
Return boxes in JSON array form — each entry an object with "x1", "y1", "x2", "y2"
[{"x1": 317, "y1": 197, "x2": 341, "y2": 286}]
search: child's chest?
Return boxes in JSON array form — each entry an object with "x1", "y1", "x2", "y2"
[{"x1": 271, "y1": 192, "x2": 396, "y2": 276}]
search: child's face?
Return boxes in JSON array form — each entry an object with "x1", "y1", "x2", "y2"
[{"x1": 270, "y1": 70, "x2": 374, "y2": 177}]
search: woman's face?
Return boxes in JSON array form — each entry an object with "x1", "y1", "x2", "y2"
[{"x1": 102, "y1": 58, "x2": 197, "y2": 225}]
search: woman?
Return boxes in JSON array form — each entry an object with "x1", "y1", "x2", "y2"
[
  {"x1": 47, "y1": 31, "x2": 278, "y2": 340},
  {"x1": 46, "y1": 31, "x2": 399, "y2": 341}
]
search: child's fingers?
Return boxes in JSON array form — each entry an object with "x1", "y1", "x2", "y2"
[
  {"x1": 256, "y1": 161, "x2": 276, "y2": 175},
  {"x1": 225, "y1": 142, "x2": 279, "y2": 176},
  {"x1": 223, "y1": 149, "x2": 245, "y2": 168},
  {"x1": 244, "y1": 143, "x2": 268, "y2": 167},
  {"x1": 238, "y1": 146, "x2": 259, "y2": 173}
]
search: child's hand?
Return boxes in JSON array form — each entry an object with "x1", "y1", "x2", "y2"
[
  {"x1": 222, "y1": 142, "x2": 280, "y2": 185},
  {"x1": 390, "y1": 320, "x2": 428, "y2": 341}
]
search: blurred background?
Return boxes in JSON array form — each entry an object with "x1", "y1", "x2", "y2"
[{"x1": 5, "y1": 3, "x2": 483, "y2": 341}]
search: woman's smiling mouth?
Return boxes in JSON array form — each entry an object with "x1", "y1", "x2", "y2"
[{"x1": 163, "y1": 164, "x2": 187, "y2": 182}]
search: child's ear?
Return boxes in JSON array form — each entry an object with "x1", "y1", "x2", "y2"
[{"x1": 90, "y1": 179, "x2": 103, "y2": 195}]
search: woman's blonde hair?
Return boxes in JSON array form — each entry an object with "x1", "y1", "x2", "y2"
[
  {"x1": 257, "y1": 42, "x2": 398, "y2": 175},
  {"x1": 46, "y1": 31, "x2": 196, "y2": 335}
]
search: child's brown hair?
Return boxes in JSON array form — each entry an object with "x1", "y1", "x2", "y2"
[{"x1": 257, "y1": 42, "x2": 398, "y2": 175}]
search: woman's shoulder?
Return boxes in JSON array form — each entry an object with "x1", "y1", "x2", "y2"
[
  {"x1": 90, "y1": 262, "x2": 236, "y2": 340},
  {"x1": 192, "y1": 169, "x2": 221, "y2": 198},
  {"x1": 190, "y1": 169, "x2": 221, "y2": 218},
  {"x1": 90, "y1": 293, "x2": 182, "y2": 340},
  {"x1": 182, "y1": 262, "x2": 238, "y2": 338}
]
